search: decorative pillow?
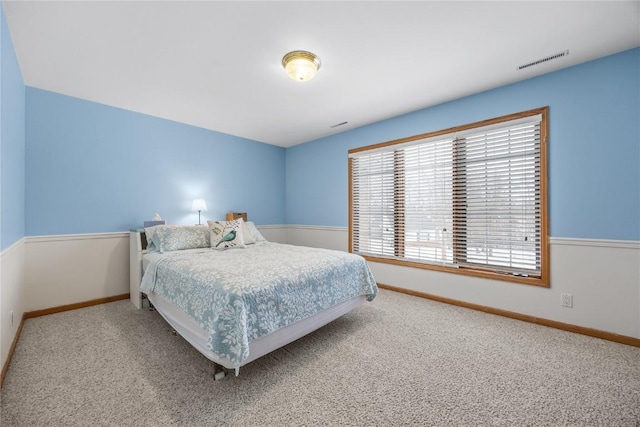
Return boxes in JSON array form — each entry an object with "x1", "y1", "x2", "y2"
[
  {"x1": 244, "y1": 221, "x2": 267, "y2": 242},
  {"x1": 145, "y1": 225, "x2": 210, "y2": 252},
  {"x1": 207, "y1": 219, "x2": 246, "y2": 250}
]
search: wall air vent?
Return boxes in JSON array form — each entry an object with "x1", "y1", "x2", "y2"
[{"x1": 518, "y1": 50, "x2": 569, "y2": 70}]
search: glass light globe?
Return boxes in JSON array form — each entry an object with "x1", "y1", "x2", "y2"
[{"x1": 282, "y1": 51, "x2": 321, "y2": 82}]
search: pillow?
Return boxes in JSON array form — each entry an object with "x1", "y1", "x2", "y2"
[
  {"x1": 207, "y1": 219, "x2": 246, "y2": 250},
  {"x1": 145, "y1": 225, "x2": 175, "y2": 252},
  {"x1": 144, "y1": 225, "x2": 210, "y2": 253},
  {"x1": 240, "y1": 219, "x2": 255, "y2": 245},
  {"x1": 144, "y1": 226, "x2": 160, "y2": 252},
  {"x1": 244, "y1": 221, "x2": 267, "y2": 242}
]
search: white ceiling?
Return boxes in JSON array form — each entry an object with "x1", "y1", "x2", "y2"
[{"x1": 3, "y1": 1, "x2": 639, "y2": 147}]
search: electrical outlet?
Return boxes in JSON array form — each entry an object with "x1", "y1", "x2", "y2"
[{"x1": 561, "y1": 293, "x2": 573, "y2": 308}]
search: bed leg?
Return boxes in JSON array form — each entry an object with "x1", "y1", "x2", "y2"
[
  {"x1": 213, "y1": 363, "x2": 227, "y2": 381},
  {"x1": 142, "y1": 293, "x2": 154, "y2": 311}
]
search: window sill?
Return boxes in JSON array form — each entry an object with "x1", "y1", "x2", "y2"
[{"x1": 360, "y1": 255, "x2": 550, "y2": 288}]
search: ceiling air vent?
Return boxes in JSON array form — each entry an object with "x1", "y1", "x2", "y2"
[{"x1": 517, "y1": 50, "x2": 569, "y2": 70}]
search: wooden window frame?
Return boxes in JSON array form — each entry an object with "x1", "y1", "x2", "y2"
[{"x1": 348, "y1": 107, "x2": 550, "y2": 287}]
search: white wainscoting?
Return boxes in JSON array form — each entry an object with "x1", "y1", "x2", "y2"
[
  {"x1": 17, "y1": 226, "x2": 640, "y2": 340},
  {"x1": 23, "y1": 225, "x2": 287, "y2": 313},
  {"x1": 286, "y1": 225, "x2": 348, "y2": 251},
  {"x1": 0, "y1": 238, "x2": 25, "y2": 370},
  {"x1": 24, "y1": 233, "x2": 130, "y2": 312},
  {"x1": 285, "y1": 226, "x2": 640, "y2": 340},
  {"x1": 255, "y1": 225, "x2": 288, "y2": 244}
]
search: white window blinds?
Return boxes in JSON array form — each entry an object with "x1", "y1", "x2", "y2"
[
  {"x1": 350, "y1": 150, "x2": 396, "y2": 257},
  {"x1": 350, "y1": 112, "x2": 544, "y2": 277}
]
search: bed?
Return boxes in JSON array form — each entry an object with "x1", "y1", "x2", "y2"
[{"x1": 129, "y1": 220, "x2": 378, "y2": 377}]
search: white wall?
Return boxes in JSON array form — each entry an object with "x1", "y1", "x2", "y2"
[
  {"x1": 286, "y1": 226, "x2": 640, "y2": 339},
  {"x1": 255, "y1": 225, "x2": 287, "y2": 244},
  {"x1": 0, "y1": 239, "x2": 25, "y2": 370},
  {"x1": 16, "y1": 226, "x2": 640, "y2": 340},
  {"x1": 286, "y1": 225, "x2": 348, "y2": 251},
  {"x1": 24, "y1": 233, "x2": 129, "y2": 311},
  {"x1": 23, "y1": 226, "x2": 286, "y2": 313}
]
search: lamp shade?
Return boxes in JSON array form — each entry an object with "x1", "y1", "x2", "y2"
[
  {"x1": 191, "y1": 199, "x2": 208, "y2": 212},
  {"x1": 282, "y1": 50, "x2": 321, "y2": 82}
]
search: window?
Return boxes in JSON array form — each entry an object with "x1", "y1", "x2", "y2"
[{"x1": 349, "y1": 108, "x2": 549, "y2": 286}]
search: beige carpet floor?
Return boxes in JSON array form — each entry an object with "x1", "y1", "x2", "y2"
[{"x1": 1, "y1": 289, "x2": 639, "y2": 426}]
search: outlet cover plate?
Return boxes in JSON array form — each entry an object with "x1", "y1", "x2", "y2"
[{"x1": 561, "y1": 293, "x2": 573, "y2": 308}]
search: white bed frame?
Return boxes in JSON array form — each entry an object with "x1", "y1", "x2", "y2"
[
  {"x1": 129, "y1": 229, "x2": 147, "y2": 309},
  {"x1": 129, "y1": 230, "x2": 366, "y2": 377}
]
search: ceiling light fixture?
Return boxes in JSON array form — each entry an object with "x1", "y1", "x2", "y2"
[{"x1": 282, "y1": 50, "x2": 321, "y2": 82}]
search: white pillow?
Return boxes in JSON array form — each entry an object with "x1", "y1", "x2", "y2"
[
  {"x1": 144, "y1": 224, "x2": 210, "y2": 252},
  {"x1": 207, "y1": 219, "x2": 246, "y2": 250},
  {"x1": 240, "y1": 219, "x2": 256, "y2": 245},
  {"x1": 244, "y1": 221, "x2": 267, "y2": 242},
  {"x1": 155, "y1": 226, "x2": 210, "y2": 252}
]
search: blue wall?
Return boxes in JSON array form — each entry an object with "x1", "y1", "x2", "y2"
[
  {"x1": 25, "y1": 89, "x2": 285, "y2": 235},
  {"x1": 12, "y1": 45, "x2": 640, "y2": 241},
  {"x1": 0, "y1": 7, "x2": 26, "y2": 251},
  {"x1": 286, "y1": 48, "x2": 640, "y2": 241}
]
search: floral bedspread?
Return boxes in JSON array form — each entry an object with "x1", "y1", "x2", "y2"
[{"x1": 140, "y1": 242, "x2": 377, "y2": 367}]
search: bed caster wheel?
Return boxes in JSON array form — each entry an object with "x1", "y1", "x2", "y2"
[{"x1": 213, "y1": 371, "x2": 226, "y2": 381}]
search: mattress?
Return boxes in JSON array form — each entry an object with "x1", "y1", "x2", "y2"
[
  {"x1": 146, "y1": 290, "x2": 367, "y2": 371},
  {"x1": 140, "y1": 242, "x2": 378, "y2": 370}
]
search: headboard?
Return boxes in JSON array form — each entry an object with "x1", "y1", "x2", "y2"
[{"x1": 129, "y1": 229, "x2": 147, "y2": 309}]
